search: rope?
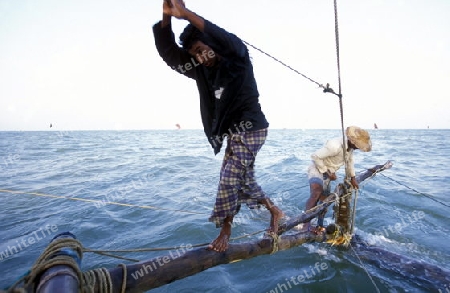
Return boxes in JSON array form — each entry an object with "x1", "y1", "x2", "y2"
[
  {"x1": 350, "y1": 189, "x2": 359, "y2": 235},
  {"x1": 242, "y1": 40, "x2": 340, "y2": 97},
  {"x1": 333, "y1": 0, "x2": 343, "y2": 99},
  {"x1": 330, "y1": 0, "x2": 365, "y2": 245},
  {"x1": 82, "y1": 268, "x2": 113, "y2": 293},
  {"x1": 0, "y1": 189, "x2": 208, "y2": 215},
  {"x1": 379, "y1": 174, "x2": 450, "y2": 208},
  {"x1": 4, "y1": 238, "x2": 128, "y2": 293},
  {"x1": 331, "y1": 0, "x2": 348, "y2": 180},
  {"x1": 118, "y1": 264, "x2": 127, "y2": 293},
  {"x1": 4, "y1": 238, "x2": 84, "y2": 293},
  {"x1": 349, "y1": 245, "x2": 381, "y2": 293},
  {"x1": 267, "y1": 232, "x2": 280, "y2": 254},
  {"x1": 82, "y1": 267, "x2": 125, "y2": 293}
]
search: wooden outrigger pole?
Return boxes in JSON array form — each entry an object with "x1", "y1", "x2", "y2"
[{"x1": 104, "y1": 203, "x2": 334, "y2": 293}]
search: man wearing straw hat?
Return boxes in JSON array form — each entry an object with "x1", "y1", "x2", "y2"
[{"x1": 302, "y1": 126, "x2": 372, "y2": 233}]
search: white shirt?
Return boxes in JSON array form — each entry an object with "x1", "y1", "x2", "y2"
[{"x1": 311, "y1": 137, "x2": 356, "y2": 177}]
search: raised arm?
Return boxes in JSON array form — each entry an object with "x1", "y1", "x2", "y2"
[
  {"x1": 164, "y1": 0, "x2": 245, "y2": 58},
  {"x1": 163, "y1": 0, "x2": 205, "y2": 31},
  {"x1": 153, "y1": 0, "x2": 196, "y2": 79}
]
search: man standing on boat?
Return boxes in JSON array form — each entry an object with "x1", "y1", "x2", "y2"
[
  {"x1": 303, "y1": 126, "x2": 372, "y2": 233},
  {"x1": 152, "y1": 0, "x2": 284, "y2": 252}
]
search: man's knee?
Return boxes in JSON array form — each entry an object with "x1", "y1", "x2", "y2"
[{"x1": 310, "y1": 183, "x2": 323, "y2": 199}]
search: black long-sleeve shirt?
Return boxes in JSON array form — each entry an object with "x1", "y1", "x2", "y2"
[{"x1": 152, "y1": 19, "x2": 269, "y2": 155}]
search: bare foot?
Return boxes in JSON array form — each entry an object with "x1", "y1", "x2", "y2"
[
  {"x1": 207, "y1": 232, "x2": 230, "y2": 252},
  {"x1": 268, "y1": 206, "x2": 284, "y2": 235},
  {"x1": 208, "y1": 222, "x2": 231, "y2": 252}
]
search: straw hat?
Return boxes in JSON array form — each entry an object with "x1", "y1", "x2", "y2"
[{"x1": 346, "y1": 126, "x2": 372, "y2": 152}]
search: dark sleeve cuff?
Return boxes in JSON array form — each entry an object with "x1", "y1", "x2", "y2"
[{"x1": 152, "y1": 21, "x2": 177, "y2": 51}]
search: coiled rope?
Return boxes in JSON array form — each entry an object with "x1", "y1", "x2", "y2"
[{"x1": 4, "y1": 238, "x2": 127, "y2": 293}]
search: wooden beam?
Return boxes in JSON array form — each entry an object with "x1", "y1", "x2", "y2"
[{"x1": 104, "y1": 231, "x2": 326, "y2": 293}]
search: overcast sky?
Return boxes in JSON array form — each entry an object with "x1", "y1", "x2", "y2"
[{"x1": 1, "y1": 0, "x2": 449, "y2": 131}]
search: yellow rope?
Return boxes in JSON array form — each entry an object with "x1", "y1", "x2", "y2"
[
  {"x1": 5, "y1": 237, "x2": 128, "y2": 293},
  {"x1": 5, "y1": 238, "x2": 85, "y2": 292},
  {"x1": 82, "y1": 268, "x2": 115, "y2": 293},
  {"x1": 267, "y1": 232, "x2": 280, "y2": 254},
  {"x1": 0, "y1": 189, "x2": 208, "y2": 215}
]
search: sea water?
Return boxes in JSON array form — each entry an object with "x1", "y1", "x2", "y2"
[{"x1": 1, "y1": 129, "x2": 449, "y2": 292}]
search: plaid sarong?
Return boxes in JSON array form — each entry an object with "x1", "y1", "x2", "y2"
[{"x1": 209, "y1": 128, "x2": 268, "y2": 227}]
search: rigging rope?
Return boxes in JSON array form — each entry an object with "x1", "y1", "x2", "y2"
[
  {"x1": 350, "y1": 245, "x2": 382, "y2": 293},
  {"x1": 0, "y1": 189, "x2": 209, "y2": 215},
  {"x1": 379, "y1": 174, "x2": 450, "y2": 208},
  {"x1": 332, "y1": 0, "x2": 347, "y2": 177},
  {"x1": 329, "y1": 3, "x2": 379, "y2": 292},
  {"x1": 242, "y1": 41, "x2": 340, "y2": 97},
  {"x1": 242, "y1": 40, "x2": 322, "y2": 89},
  {"x1": 330, "y1": 0, "x2": 363, "y2": 241},
  {"x1": 333, "y1": 0, "x2": 343, "y2": 100}
]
